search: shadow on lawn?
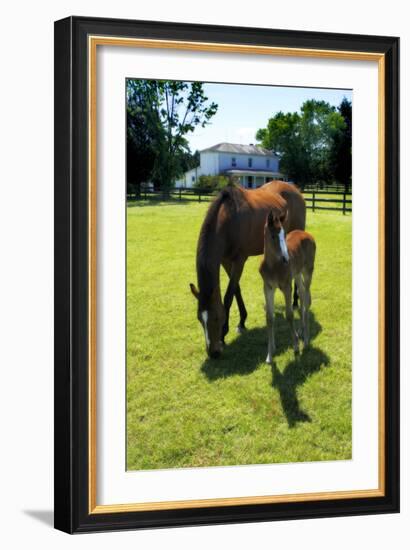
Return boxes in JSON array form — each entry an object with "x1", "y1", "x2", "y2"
[
  {"x1": 271, "y1": 346, "x2": 330, "y2": 427},
  {"x1": 201, "y1": 310, "x2": 329, "y2": 427}
]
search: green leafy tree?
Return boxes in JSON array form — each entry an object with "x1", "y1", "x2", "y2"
[
  {"x1": 127, "y1": 80, "x2": 217, "y2": 191},
  {"x1": 257, "y1": 111, "x2": 309, "y2": 185},
  {"x1": 126, "y1": 94, "x2": 157, "y2": 196},
  {"x1": 256, "y1": 100, "x2": 346, "y2": 187},
  {"x1": 180, "y1": 149, "x2": 200, "y2": 174},
  {"x1": 329, "y1": 98, "x2": 352, "y2": 191},
  {"x1": 194, "y1": 175, "x2": 230, "y2": 192}
]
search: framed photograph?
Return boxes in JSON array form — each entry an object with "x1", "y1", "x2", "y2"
[{"x1": 54, "y1": 16, "x2": 399, "y2": 533}]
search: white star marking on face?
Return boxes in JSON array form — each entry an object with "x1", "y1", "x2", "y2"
[
  {"x1": 279, "y1": 228, "x2": 289, "y2": 262},
  {"x1": 201, "y1": 310, "x2": 210, "y2": 348}
]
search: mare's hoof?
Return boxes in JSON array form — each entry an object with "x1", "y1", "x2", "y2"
[{"x1": 236, "y1": 325, "x2": 246, "y2": 334}]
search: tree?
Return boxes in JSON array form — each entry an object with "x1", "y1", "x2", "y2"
[
  {"x1": 257, "y1": 111, "x2": 309, "y2": 185},
  {"x1": 256, "y1": 100, "x2": 346, "y2": 187},
  {"x1": 127, "y1": 80, "x2": 217, "y2": 191},
  {"x1": 329, "y1": 98, "x2": 352, "y2": 191},
  {"x1": 126, "y1": 94, "x2": 157, "y2": 196},
  {"x1": 180, "y1": 149, "x2": 200, "y2": 174}
]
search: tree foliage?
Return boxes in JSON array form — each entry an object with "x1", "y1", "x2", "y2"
[
  {"x1": 256, "y1": 99, "x2": 351, "y2": 187},
  {"x1": 180, "y1": 149, "x2": 200, "y2": 174},
  {"x1": 126, "y1": 92, "x2": 157, "y2": 195},
  {"x1": 193, "y1": 174, "x2": 230, "y2": 192},
  {"x1": 329, "y1": 98, "x2": 352, "y2": 190},
  {"x1": 126, "y1": 80, "x2": 217, "y2": 192}
]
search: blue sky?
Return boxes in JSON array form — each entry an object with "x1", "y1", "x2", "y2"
[{"x1": 187, "y1": 83, "x2": 352, "y2": 152}]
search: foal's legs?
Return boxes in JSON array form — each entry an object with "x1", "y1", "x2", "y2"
[
  {"x1": 263, "y1": 282, "x2": 276, "y2": 364},
  {"x1": 222, "y1": 260, "x2": 248, "y2": 333},
  {"x1": 301, "y1": 268, "x2": 313, "y2": 347},
  {"x1": 222, "y1": 258, "x2": 246, "y2": 342},
  {"x1": 283, "y1": 282, "x2": 299, "y2": 353},
  {"x1": 295, "y1": 273, "x2": 311, "y2": 347}
]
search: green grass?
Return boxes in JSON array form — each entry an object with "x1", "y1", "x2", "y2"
[{"x1": 127, "y1": 201, "x2": 352, "y2": 470}]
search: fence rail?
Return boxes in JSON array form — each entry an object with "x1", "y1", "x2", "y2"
[
  {"x1": 303, "y1": 183, "x2": 351, "y2": 194},
  {"x1": 304, "y1": 190, "x2": 352, "y2": 214},
  {"x1": 128, "y1": 186, "x2": 352, "y2": 214},
  {"x1": 129, "y1": 187, "x2": 215, "y2": 203}
]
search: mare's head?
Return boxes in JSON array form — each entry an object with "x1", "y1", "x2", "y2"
[
  {"x1": 190, "y1": 283, "x2": 225, "y2": 359},
  {"x1": 265, "y1": 209, "x2": 290, "y2": 265}
]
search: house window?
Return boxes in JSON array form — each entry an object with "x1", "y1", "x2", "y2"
[
  {"x1": 266, "y1": 159, "x2": 270, "y2": 168},
  {"x1": 231, "y1": 157, "x2": 236, "y2": 167},
  {"x1": 248, "y1": 158, "x2": 253, "y2": 168},
  {"x1": 192, "y1": 176, "x2": 195, "y2": 182}
]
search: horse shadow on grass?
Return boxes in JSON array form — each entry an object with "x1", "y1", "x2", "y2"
[
  {"x1": 201, "y1": 309, "x2": 329, "y2": 427},
  {"x1": 271, "y1": 346, "x2": 330, "y2": 427}
]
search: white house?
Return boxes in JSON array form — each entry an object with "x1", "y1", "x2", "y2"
[{"x1": 176, "y1": 142, "x2": 284, "y2": 189}]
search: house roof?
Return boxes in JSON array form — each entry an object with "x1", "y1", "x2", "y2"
[
  {"x1": 225, "y1": 169, "x2": 283, "y2": 177},
  {"x1": 200, "y1": 142, "x2": 277, "y2": 157}
]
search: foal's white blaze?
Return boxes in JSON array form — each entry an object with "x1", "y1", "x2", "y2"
[
  {"x1": 201, "y1": 310, "x2": 210, "y2": 348},
  {"x1": 279, "y1": 228, "x2": 289, "y2": 262}
]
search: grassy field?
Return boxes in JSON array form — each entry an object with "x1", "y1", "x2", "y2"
[{"x1": 127, "y1": 200, "x2": 352, "y2": 470}]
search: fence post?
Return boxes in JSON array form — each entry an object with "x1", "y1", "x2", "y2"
[
  {"x1": 342, "y1": 193, "x2": 346, "y2": 215},
  {"x1": 179, "y1": 188, "x2": 182, "y2": 201},
  {"x1": 312, "y1": 190, "x2": 316, "y2": 212},
  {"x1": 198, "y1": 191, "x2": 201, "y2": 203}
]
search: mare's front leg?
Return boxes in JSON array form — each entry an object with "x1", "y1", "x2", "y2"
[
  {"x1": 264, "y1": 282, "x2": 276, "y2": 363},
  {"x1": 222, "y1": 260, "x2": 248, "y2": 334},
  {"x1": 292, "y1": 281, "x2": 299, "y2": 310},
  {"x1": 234, "y1": 285, "x2": 247, "y2": 334},
  {"x1": 222, "y1": 258, "x2": 245, "y2": 342}
]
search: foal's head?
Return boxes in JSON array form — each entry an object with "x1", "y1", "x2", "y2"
[
  {"x1": 265, "y1": 209, "x2": 290, "y2": 264},
  {"x1": 190, "y1": 284, "x2": 225, "y2": 359}
]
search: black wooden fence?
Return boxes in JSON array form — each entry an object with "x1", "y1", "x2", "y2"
[
  {"x1": 129, "y1": 187, "x2": 214, "y2": 203},
  {"x1": 303, "y1": 183, "x2": 351, "y2": 194},
  {"x1": 128, "y1": 186, "x2": 352, "y2": 214},
  {"x1": 304, "y1": 190, "x2": 352, "y2": 214}
]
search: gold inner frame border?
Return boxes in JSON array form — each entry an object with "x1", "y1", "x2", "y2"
[{"x1": 87, "y1": 35, "x2": 386, "y2": 514}]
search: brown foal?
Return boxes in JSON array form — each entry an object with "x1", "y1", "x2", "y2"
[{"x1": 259, "y1": 210, "x2": 316, "y2": 363}]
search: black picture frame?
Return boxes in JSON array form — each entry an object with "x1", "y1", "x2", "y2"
[{"x1": 54, "y1": 15, "x2": 400, "y2": 534}]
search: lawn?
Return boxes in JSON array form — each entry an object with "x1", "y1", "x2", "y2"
[{"x1": 127, "y1": 200, "x2": 352, "y2": 470}]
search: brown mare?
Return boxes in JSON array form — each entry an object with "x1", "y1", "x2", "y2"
[
  {"x1": 190, "y1": 181, "x2": 306, "y2": 358},
  {"x1": 259, "y1": 210, "x2": 316, "y2": 363}
]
